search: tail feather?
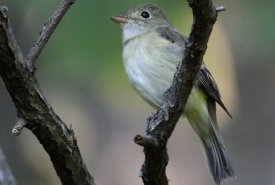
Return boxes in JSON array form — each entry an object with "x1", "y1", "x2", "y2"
[{"x1": 202, "y1": 130, "x2": 235, "y2": 185}]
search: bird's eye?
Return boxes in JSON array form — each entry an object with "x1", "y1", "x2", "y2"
[{"x1": 141, "y1": 11, "x2": 151, "y2": 19}]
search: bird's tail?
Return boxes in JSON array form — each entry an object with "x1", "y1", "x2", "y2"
[{"x1": 201, "y1": 125, "x2": 235, "y2": 185}]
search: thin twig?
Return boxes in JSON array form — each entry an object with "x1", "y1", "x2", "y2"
[
  {"x1": 25, "y1": 0, "x2": 75, "y2": 72},
  {"x1": 216, "y1": 6, "x2": 226, "y2": 12},
  {"x1": 12, "y1": 118, "x2": 27, "y2": 136},
  {"x1": 134, "y1": 135, "x2": 159, "y2": 147}
]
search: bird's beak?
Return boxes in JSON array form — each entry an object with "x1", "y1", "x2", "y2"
[{"x1": 109, "y1": 15, "x2": 129, "y2": 24}]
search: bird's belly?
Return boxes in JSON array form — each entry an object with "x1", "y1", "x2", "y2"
[
  {"x1": 125, "y1": 57, "x2": 208, "y2": 126},
  {"x1": 124, "y1": 56, "x2": 172, "y2": 108},
  {"x1": 122, "y1": 34, "x2": 184, "y2": 109}
]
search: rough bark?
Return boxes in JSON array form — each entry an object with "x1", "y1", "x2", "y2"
[
  {"x1": 134, "y1": 1, "x2": 225, "y2": 185},
  {"x1": 0, "y1": 1, "x2": 95, "y2": 185}
]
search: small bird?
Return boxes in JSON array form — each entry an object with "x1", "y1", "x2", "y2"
[{"x1": 110, "y1": 4, "x2": 235, "y2": 184}]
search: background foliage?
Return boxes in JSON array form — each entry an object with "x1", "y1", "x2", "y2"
[{"x1": 0, "y1": 0, "x2": 274, "y2": 184}]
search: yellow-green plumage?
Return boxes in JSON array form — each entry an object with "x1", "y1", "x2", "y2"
[{"x1": 184, "y1": 86, "x2": 213, "y2": 146}]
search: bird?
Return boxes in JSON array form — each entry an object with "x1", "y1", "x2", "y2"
[{"x1": 110, "y1": 3, "x2": 235, "y2": 184}]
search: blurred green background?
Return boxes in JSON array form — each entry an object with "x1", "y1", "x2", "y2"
[{"x1": 0, "y1": 0, "x2": 275, "y2": 185}]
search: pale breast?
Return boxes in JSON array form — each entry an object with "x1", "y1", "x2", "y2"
[{"x1": 122, "y1": 31, "x2": 184, "y2": 108}]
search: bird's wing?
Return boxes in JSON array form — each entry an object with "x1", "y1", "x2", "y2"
[
  {"x1": 155, "y1": 26, "x2": 187, "y2": 45},
  {"x1": 156, "y1": 26, "x2": 232, "y2": 118},
  {"x1": 198, "y1": 63, "x2": 232, "y2": 118}
]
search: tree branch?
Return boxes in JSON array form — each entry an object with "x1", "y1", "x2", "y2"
[
  {"x1": 135, "y1": 0, "x2": 224, "y2": 184},
  {"x1": 0, "y1": 2, "x2": 95, "y2": 185},
  {"x1": 0, "y1": 147, "x2": 16, "y2": 185},
  {"x1": 25, "y1": 0, "x2": 75, "y2": 72},
  {"x1": 11, "y1": 118, "x2": 27, "y2": 136}
]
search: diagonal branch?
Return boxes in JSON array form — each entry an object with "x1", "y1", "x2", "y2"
[
  {"x1": 0, "y1": 2, "x2": 95, "y2": 185},
  {"x1": 0, "y1": 147, "x2": 16, "y2": 185},
  {"x1": 134, "y1": 0, "x2": 224, "y2": 184},
  {"x1": 25, "y1": 0, "x2": 75, "y2": 72}
]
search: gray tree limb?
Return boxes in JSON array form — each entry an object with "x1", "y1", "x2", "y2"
[
  {"x1": 134, "y1": 1, "x2": 225, "y2": 185},
  {"x1": 25, "y1": 0, "x2": 75, "y2": 72},
  {"x1": 0, "y1": 147, "x2": 16, "y2": 185},
  {"x1": 0, "y1": 1, "x2": 95, "y2": 185}
]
